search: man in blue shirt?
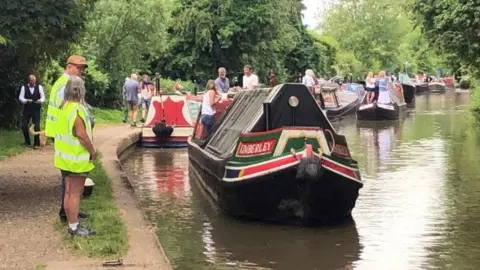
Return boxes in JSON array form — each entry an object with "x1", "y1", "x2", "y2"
[{"x1": 215, "y1": 67, "x2": 230, "y2": 93}]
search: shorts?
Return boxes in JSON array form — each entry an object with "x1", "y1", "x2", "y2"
[
  {"x1": 141, "y1": 98, "x2": 151, "y2": 109},
  {"x1": 366, "y1": 87, "x2": 375, "y2": 92},
  {"x1": 61, "y1": 170, "x2": 89, "y2": 178},
  {"x1": 126, "y1": 101, "x2": 138, "y2": 111}
]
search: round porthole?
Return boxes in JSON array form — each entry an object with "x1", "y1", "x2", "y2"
[{"x1": 288, "y1": 96, "x2": 299, "y2": 107}]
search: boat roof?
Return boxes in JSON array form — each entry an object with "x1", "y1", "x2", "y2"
[{"x1": 205, "y1": 83, "x2": 334, "y2": 158}]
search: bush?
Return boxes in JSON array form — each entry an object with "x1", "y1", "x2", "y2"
[
  {"x1": 159, "y1": 78, "x2": 198, "y2": 93},
  {"x1": 460, "y1": 76, "x2": 472, "y2": 89}
]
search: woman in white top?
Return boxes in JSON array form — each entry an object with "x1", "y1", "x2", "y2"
[
  {"x1": 302, "y1": 69, "x2": 315, "y2": 93},
  {"x1": 201, "y1": 80, "x2": 221, "y2": 135},
  {"x1": 365, "y1": 72, "x2": 376, "y2": 103}
]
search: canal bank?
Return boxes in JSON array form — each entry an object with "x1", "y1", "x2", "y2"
[{"x1": 0, "y1": 125, "x2": 171, "y2": 270}]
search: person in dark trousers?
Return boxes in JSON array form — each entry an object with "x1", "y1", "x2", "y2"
[{"x1": 19, "y1": 74, "x2": 45, "y2": 147}]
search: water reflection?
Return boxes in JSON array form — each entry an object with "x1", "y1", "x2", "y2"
[{"x1": 121, "y1": 91, "x2": 480, "y2": 270}]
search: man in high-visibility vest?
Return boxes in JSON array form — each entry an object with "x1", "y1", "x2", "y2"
[{"x1": 46, "y1": 55, "x2": 90, "y2": 223}]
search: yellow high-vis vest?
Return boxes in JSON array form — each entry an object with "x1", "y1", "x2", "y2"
[
  {"x1": 45, "y1": 74, "x2": 69, "y2": 138},
  {"x1": 54, "y1": 102, "x2": 94, "y2": 173}
]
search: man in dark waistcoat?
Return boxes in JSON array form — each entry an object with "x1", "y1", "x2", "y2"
[{"x1": 19, "y1": 74, "x2": 45, "y2": 147}]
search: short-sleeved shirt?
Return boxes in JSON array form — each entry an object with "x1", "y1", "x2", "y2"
[
  {"x1": 215, "y1": 77, "x2": 230, "y2": 93},
  {"x1": 124, "y1": 79, "x2": 139, "y2": 102}
]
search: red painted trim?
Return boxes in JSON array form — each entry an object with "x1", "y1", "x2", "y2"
[
  {"x1": 306, "y1": 144, "x2": 313, "y2": 157},
  {"x1": 240, "y1": 126, "x2": 324, "y2": 137},
  {"x1": 322, "y1": 158, "x2": 357, "y2": 179},
  {"x1": 241, "y1": 154, "x2": 302, "y2": 176}
]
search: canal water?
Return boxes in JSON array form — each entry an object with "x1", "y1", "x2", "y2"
[{"x1": 120, "y1": 91, "x2": 480, "y2": 270}]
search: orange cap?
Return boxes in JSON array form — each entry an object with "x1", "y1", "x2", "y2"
[{"x1": 67, "y1": 55, "x2": 88, "y2": 67}]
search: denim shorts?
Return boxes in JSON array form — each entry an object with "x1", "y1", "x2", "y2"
[{"x1": 141, "y1": 98, "x2": 151, "y2": 109}]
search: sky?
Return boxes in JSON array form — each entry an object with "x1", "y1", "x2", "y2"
[{"x1": 302, "y1": 0, "x2": 322, "y2": 29}]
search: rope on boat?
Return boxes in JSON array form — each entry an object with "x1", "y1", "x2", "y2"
[{"x1": 324, "y1": 129, "x2": 336, "y2": 155}]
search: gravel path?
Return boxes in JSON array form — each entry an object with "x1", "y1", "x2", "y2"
[{"x1": 0, "y1": 125, "x2": 171, "y2": 269}]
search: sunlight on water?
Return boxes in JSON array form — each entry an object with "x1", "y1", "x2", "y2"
[{"x1": 121, "y1": 91, "x2": 480, "y2": 270}]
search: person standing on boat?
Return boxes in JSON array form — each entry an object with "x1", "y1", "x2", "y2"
[
  {"x1": 124, "y1": 73, "x2": 139, "y2": 127},
  {"x1": 377, "y1": 71, "x2": 392, "y2": 104},
  {"x1": 201, "y1": 80, "x2": 221, "y2": 136},
  {"x1": 302, "y1": 69, "x2": 316, "y2": 94},
  {"x1": 19, "y1": 74, "x2": 45, "y2": 147},
  {"x1": 365, "y1": 72, "x2": 376, "y2": 104},
  {"x1": 269, "y1": 71, "x2": 277, "y2": 87},
  {"x1": 215, "y1": 67, "x2": 230, "y2": 93},
  {"x1": 242, "y1": 65, "x2": 259, "y2": 90}
]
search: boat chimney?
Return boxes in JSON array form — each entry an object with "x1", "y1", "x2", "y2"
[
  {"x1": 263, "y1": 102, "x2": 271, "y2": 131},
  {"x1": 193, "y1": 79, "x2": 197, "y2": 96}
]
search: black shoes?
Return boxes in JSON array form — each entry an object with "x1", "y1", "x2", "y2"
[
  {"x1": 68, "y1": 224, "x2": 96, "y2": 237},
  {"x1": 60, "y1": 212, "x2": 89, "y2": 223}
]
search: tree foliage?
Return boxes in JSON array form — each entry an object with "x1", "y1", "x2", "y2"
[
  {"x1": 318, "y1": 0, "x2": 446, "y2": 78},
  {"x1": 412, "y1": 0, "x2": 479, "y2": 73},
  {"x1": 0, "y1": 0, "x2": 94, "y2": 128}
]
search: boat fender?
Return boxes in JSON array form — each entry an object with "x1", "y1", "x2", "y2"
[
  {"x1": 296, "y1": 157, "x2": 323, "y2": 182},
  {"x1": 152, "y1": 121, "x2": 174, "y2": 138}
]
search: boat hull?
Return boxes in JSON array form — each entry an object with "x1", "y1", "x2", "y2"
[
  {"x1": 401, "y1": 83, "x2": 416, "y2": 103},
  {"x1": 325, "y1": 99, "x2": 360, "y2": 120},
  {"x1": 356, "y1": 102, "x2": 403, "y2": 121},
  {"x1": 428, "y1": 83, "x2": 446, "y2": 93},
  {"x1": 188, "y1": 141, "x2": 362, "y2": 225},
  {"x1": 415, "y1": 84, "x2": 429, "y2": 94}
]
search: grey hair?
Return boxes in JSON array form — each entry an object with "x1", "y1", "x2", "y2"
[
  {"x1": 130, "y1": 73, "x2": 138, "y2": 80},
  {"x1": 218, "y1": 67, "x2": 226, "y2": 73},
  {"x1": 63, "y1": 76, "x2": 86, "y2": 106}
]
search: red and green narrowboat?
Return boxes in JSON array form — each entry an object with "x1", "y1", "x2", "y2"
[{"x1": 187, "y1": 83, "x2": 363, "y2": 225}]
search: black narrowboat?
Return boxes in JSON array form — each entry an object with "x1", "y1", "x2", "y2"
[{"x1": 188, "y1": 84, "x2": 363, "y2": 225}]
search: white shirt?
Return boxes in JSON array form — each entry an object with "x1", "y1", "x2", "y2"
[
  {"x1": 242, "y1": 74, "x2": 259, "y2": 90},
  {"x1": 201, "y1": 90, "x2": 215, "y2": 115},
  {"x1": 302, "y1": 75, "x2": 314, "y2": 87},
  {"x1": 19, "y1": 84, "x2": 45, "y2": 104}
]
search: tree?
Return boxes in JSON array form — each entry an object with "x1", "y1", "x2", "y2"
[
  {"x1": 412, "y1": 0, "x2": 480, "y2": 73},
  {"x1": 153, "y1": 0, "x2": 302, "y2": 83},
  {"x1": 0, "y1": 0, "x2": 94, "y2": 128}
]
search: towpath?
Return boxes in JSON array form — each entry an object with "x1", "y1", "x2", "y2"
[{"x1": 0, "y1": 125, "x2": 171, "y2": 269}]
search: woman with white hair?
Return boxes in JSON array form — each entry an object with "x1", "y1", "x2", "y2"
[
  {"x1": 302, "y1": 69, "x2": 316, "y2": 94},
  {"x1": 55, "y1": 75, "x2": 96, "y2": 237}
]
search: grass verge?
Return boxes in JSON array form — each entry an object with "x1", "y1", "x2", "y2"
[
  {"x1": 56, "y1": 153, "x2": 128, "y2": 258},
  {"x1": 0, "y1": 130, "x2": 29, "y2": 160},
  {"x1": 91, "y1": 107, "x2": 125, "y2": 125}
]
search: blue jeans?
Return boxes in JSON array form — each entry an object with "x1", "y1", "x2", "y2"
[{"x1": 201, "y1": 114, "x2": 215, "y2": 134}]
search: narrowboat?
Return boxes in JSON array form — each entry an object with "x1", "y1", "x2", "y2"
[
  {"x1": 141, "y1": 94, "x2": 229, "y2": 147},
  {"x1": 412, "y1": 79, "x2": 429, "y2": 94},
  {"x1": 428, "y1": 79, "x2": 446, "y2": 93},
  {"x1": 188, "y1": 83, "x2": 363, "y2": 225},
  {"x1": 401, "y1": 82, "x2": 416, "y2": 104},
  {"x1": 319, "y1": 86, "x2": 361, "y2": 120},
  {"x1": 356, "y1": 82, "x2": 406, "y2": 121}
]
